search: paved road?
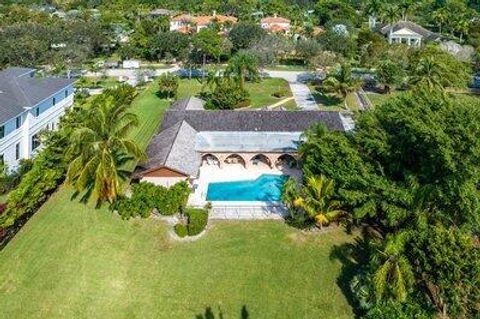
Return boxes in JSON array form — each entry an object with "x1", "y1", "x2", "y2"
[{"x1": 264, "y1": 70, "x2": 319, "y2": 110}]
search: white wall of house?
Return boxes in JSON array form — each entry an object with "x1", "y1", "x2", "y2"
[
  {"x1": 388, "y1": 28, "x2": 422, "y2": 47},
  {"x1": 0, "y1": 88, "x2": 74, "y2": 170}
]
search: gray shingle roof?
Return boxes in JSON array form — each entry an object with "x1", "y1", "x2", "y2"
[
  {"x1": 169, "y1": 96, "x2": 205, "y2": 111},
  {"x1": 0, "y1": 67, "x2": 75, "y2": 124},
  {"x1": 137, "y1": 120, "x2": 200, "y2": 177},
  {"x1": 379, "y1": 21, "x2": 439, "y2": 40},
  {"x1": 161, "y1": 110, "x2": 346, "y2": 132}
]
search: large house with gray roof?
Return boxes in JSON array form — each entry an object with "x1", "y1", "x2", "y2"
[
  {"x1": 134, "y1": 97, "x2": 348, "y2": 187},
  {"x1": 0, "y1": 67, "x2": 75, "y2": 169},
  {"x1": 379, "y1": 21, "x2": 439, "y2": 47}
]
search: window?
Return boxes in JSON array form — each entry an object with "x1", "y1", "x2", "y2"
[
  {"x1": 35, "y1": 107, "x2": 40, "y2": 117},
  {"x1": 31, "y1": 134, "x2": 41, "y2": 151},
  {"x1": 15, "y1": 142, "x2": 20, "y2": 160},
  {"x1": 16, "y1": 116, "x2": 22, "y2": 129},
  {"x1": 52, "y1": 97, "x2": 56, "y2": 106},
  {"x1": 0, "y1": 154, "x2": 4, "y2": 165},
  {"x1": 0, "y1": 125, "x2": 4, "y2": 139},
  {"x1": 65, "y1": 90, "x2": 68, "y2": 98}
]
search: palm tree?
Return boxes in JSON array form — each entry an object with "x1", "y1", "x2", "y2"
[
  {"x1": 322, "y1": 64, "x2": 361, "y2": 108},
  {"x1": 381, "y1": 5, "x2": 401, "y2": 43},
  {"x1": 158, "y1": 72, "x2": 179, "y2": 100},
  {"x1": 66, "y1": 94, "x2": 144, "y2": 205},
  {"x1": 364, "y1": 0, "x2": 383, "y2": 28},
  {"x1": 455, "y1": 18, "x2": 470, "y2": 42},
  {"x1": 373, "y1": 232, "x2": 414, "y2": 302},
  {"x1": 409, "y1": 56, "x2": 445, "y2": 91},
  {"x1": 225, "y1": 52, "x2": 259, "y2": 91},
  {"x1": 398, "y1": 0, "x2": 416, "y2": 21},
  {"x1": 293, "y1": 175, "x2": 343, "y2": 230},
  {"x1": 281, "y1": 177, "x2": 301, "y2": 209},
  {"x1": 433, "y1": 8, "x2": 448, "y2": 34}
]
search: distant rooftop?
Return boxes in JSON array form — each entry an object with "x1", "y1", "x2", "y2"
[{"x1": 0, "y1": 67, "x2": 75, "y2": 124}]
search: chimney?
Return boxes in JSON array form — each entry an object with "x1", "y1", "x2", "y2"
[
  {"x1": 274, "y1": 13, "x2": 277, "y2": 18},
  {"x1": 213, "y1": 10, "x2": 216, "y2": 17}
]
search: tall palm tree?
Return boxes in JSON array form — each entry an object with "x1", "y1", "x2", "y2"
[
  {"x1": 364, "y1": 0, "x2": 383, "y2": 27},
  {"x1": 381, "y1": 5, "x2": 401, "y2": 43},
  {"x1": 66, "y1": 94, "x2": 144, "y2": 205},
  {"x1": 432, "y1": 8, "x2": 448, "y2": 34},
  {"x1": 455, "y1": 18, "x2": 470, "y2": 42},
  {"x1": 398, "y1": 0, "x2": 416, "y2": 21},
  {"x1": 373, "y1": 232, "x2": 414, "y2": 302},
  {"x1": 225, "y1": 52, "x2": 259, "y2": 91},
  {"x1": 293, "y1": 175, "x2": 343, "y2": 230},
  {"x1": 409, "y1": 56, "x2": 445, "y2": 91},
  {"x1": 322, "y1": 64, "x2": 361, "y2": 108}
]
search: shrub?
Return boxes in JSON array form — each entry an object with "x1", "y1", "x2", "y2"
[
  {"x1": 185, "y1": 208, "x2": 208, "y2": 236},
  {"x1": 113, "y1": 181, "x2": 190, "y2": 219},
  {"x1": 272, "y1": 89, "x2": 288, "y2": 98},
  {"x1": 174, "y1": 223, "x2": 188, "y2": 238}
]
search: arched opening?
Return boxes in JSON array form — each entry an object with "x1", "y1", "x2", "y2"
[
  {"x1": 250, "y1": 154, "x2": 272, "y2": 169},
  {"x1": 224, "y1": 154, "x2": 246, "y2": 167},
  {"x1": 201, "y1": 153, "x2": 220, "y2": 167},
  {"x1": 276, "y1": 154, "x2": 298, "y2": 169}
]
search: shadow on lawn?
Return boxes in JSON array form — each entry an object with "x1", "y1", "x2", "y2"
[
  {"x1": 196, "y1": 305, "x2": 249, "y2": 319},
  {"x1": 311, "y1": 92, "x2": 343, "y2": 107},
  {"x1": 329, "y1": 228, "x2": 371, "y2": 318}
]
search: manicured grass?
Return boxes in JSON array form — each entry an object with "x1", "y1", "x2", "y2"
[
  {"x1": 0, "y1": 189, "x2": 356, "y2": 318},
  {"x1": 246, "y1": 78, "x2": 293, "y2": 108},
  {"x1": 308, "y1": 84, "x2": 354, "y2": 112},
  {"x1": 76, "y1": 77, "x2": 121, "y2": 89},
  {"x1": 178, "y1": 78, "x2": 294, "y2": 109},
  {"x1": 129, "y1": 82, "x2": 170, "y2": 150},
  {"x1": 265, "y1": 64, "x2": 311, "y2": 71}
]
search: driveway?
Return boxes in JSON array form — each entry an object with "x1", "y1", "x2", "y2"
[{"x1": 265, "y1": 70, "x2": 318, "y2": 110}]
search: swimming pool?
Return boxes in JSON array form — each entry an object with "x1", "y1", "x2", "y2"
[{"x1": 206, "y1": 174, "x2": 287, "y2": 202}]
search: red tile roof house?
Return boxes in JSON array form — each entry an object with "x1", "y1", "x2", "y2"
[
  {"x1": 169, "y1": 12, "x2": 237, "y2": 34},
  {"x1": 260, "y1": 14, "x2": 291, "y2": 34}
]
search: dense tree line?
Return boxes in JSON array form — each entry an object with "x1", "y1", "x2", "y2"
[{"x1": 296, "y1": 89, "x2": 480, "y2": 317}]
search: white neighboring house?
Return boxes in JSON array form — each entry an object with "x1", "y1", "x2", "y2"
[
  {"x1": 0, "y1": 67, "x2": 75, "y2": 170},
  {"x1": 379, "y1": 21, "x2": 439, "y2": 47},
  {"x1": 260, "y1": 14, "x2": 291, "y2": 34}
]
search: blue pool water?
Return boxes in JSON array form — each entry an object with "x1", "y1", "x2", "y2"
[{"x1": 206, "y1": 174, "x2": 287, "y2": 201}]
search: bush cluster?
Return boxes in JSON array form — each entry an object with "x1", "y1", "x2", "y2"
[
  {"x1": 272, "y1": 89, "x2": 288, "y2": 98},
  {"x1": 185, "y1": 208, "x2": 208, "y2": 236},
  {"x1": 0, "y1": 155, "x2": 65, "y2": 228},
  {"x1": 174, "y1": 223, "x2": 188, "y2": 238},
  {"x1": 114, "y1": 181, "x2": 190, "y2": 219}
]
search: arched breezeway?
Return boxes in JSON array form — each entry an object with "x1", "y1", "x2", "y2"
[{"x1": 224, "y1": 154, "x2": 246, "y2": 167}]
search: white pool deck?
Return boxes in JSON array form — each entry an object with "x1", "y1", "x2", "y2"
[{"x1": 188, "y1": 163, "x2": 301, "y2": 219}]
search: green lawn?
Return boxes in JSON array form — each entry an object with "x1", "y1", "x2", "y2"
[
  {"x1": 308, "y1": 84, "x2": 357, "y2": 112},
  {"x1": 177, "y1": 78, "x2": 296, "y2": 109},
  {"x1": 0, "y1": 188, "x2": 356, "y2": 318},
  {"x1": 76, "y1": 77, "x2": 121, "y2": 89}
]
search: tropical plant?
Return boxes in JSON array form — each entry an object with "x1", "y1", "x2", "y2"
[
  {"x1": 322, "y1": 64, "x2": 361, "y2": 106},
  {"x1": 225, "y1": 51, "x2": 259, "y2": 91},
  {"x1": 66, "y1": 89, "x2": 144, "y2": 205},
  {"x1": 292, "y1": 175, "x2": 343, "y2": 230},
  {"x1": 372, "y1": 232, "x2": 414, "y2": 302},
  {"x1": 381, "y1": 5, "x2": 400, "y2": 41},
  {"x1": 376, "y1": 59, "x2": 405, "y2": 93},
  {"x1": 158, "y1": 72, "x2": 179, "y2": 99}
]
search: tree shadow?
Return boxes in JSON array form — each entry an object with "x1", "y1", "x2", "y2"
[
  {"x1": 311, "y1": 92, "x2": 343, "y2": 107},
  {"x1": 329, "y1": 228, "x2": 371, "y2": 318},
  {"x1": 195, "y1": 305, "x2": 249, "y2": 319}
]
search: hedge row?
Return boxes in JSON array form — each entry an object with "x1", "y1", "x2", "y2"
[{"x1": 114, "y1": 181, "x2": 190, "y2": 219}]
